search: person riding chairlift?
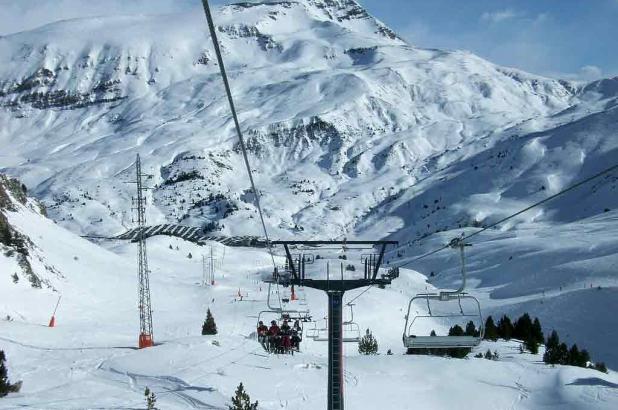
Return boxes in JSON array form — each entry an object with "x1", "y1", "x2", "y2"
[
  {"x1": 268, "y1": 320, "x2": 281, "y2": 353},
  {"x1": 280, "y1": 320, "x2": 292, "y2": 353},
  {"x1": 292, "y1": 320, "x2": 302, "y2": 351},
  {"x1": 257, "y1": 321, "x2": 268, "y2": 349}
]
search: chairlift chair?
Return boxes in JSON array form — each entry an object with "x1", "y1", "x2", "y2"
[
  {"x1": 402, "y1": 239, "x2": 484, "y2": 349},
  {"x1": 309, "y1": 304, "x2": 361, "y2": 343}
]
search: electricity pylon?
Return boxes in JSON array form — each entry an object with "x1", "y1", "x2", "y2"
[{"x1": 131, "y1": 154, "x2": 154, "y2": 348}]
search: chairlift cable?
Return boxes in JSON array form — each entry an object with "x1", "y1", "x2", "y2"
[
  {"x1": 393, "y1": 161, "x2": 618, "y2": 269},
  {"x1": 346, "y1": 284, "x2": 374, "y2": 305},
  {"x1": 199, "y1": 0, "x2": 276, "y2": 270}
]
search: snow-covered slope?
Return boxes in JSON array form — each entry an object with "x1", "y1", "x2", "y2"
[
  {"x1": 1, "y1": 1, "x2": 617, "y2": 406},
  {"x1": 1, "y1": 223, "x2": 617, "y2": 409}
]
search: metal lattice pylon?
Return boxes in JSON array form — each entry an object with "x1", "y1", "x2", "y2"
[{"x1": 133, "y1": 154, "x2": 154, "y2": 348}]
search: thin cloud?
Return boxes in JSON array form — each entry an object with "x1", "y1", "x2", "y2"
[{"x1": 480, "y1": 9, "x2": 518, "y2": 24}]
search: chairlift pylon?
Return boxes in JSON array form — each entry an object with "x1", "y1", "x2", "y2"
[{"x1": 402, "y1": 239, "x2": 483, "y2": 349}]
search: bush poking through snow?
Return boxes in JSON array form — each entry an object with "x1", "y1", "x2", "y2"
[
  {"x1": 202, "y1": 308, "x2": 218, "y2": 335},
  {"x1": 144, "y1": 387, "x2": 158, "y2": 410},
  {"x1": 0, "y1": 350, "x2": 21, "y2": 397},
  {"x1": 229, "y1": 382, "x2": 258, "y2": 410},
  {"x1": 358, "y1": 329, "x2": 379, "y2": 355}
]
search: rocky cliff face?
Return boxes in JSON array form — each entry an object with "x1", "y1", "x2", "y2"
[{"x1": 0, "y1": 174, "x2": 56, "y2": 289}]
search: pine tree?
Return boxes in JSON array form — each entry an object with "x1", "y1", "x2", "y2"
[
  {"x1": 464, "y1": 321, "x2": 477, "y2": 337},
  {"x1": 448, "y1": 324, "x2": 465, "y2": 336},
  {"x1": 187, "y1": 252, "x2": 193, "y2": 259},
  {"x1": 144, "y1": 387, "x2": 158, "y2": 410},
  {"x1": 484, "y1": 316, "x2": 498, "y2": 341},
  {"x1": 0, "y1": 350, "x2": 19, "y2": 397},
  {"x1": 579, "y1": 349, "x2": 591, "y2": 368},
  {"x1": 229, "y1": 382, "x2": 258, "y2": 410},
  {"x1": 594, "y1": 362, "x2": 608, "y2": 373},
  {"x1": 358, "y1": 329, "x2": 379, "y2": 355},
  {"x1": 446, "y1": 325, "x2": 471, "y2": 358},
  {"x1": 513, "y1": 313, "x2": 532, "y2": 341},
  {"x1": 524, "y1": 336, "x2": 539, "y2": 354},
  {"x1": 202, "y1": 308, "x2": 218, "y2": 335},
  {"x1": 0, "y1": 350, "x2": 10, "y2": 397},
  {"x1": 531, "y1": 317, "x2": 544, "y2": 344},
  {"x1": 497, "y1": 315, "x2": 514, "y2": 340},
  {"x1": 543, "y1": 330, "x2": 560, "y2": 364},
  {"x1": 557, "y1": 343, "x2": 569, "y2": 365}
]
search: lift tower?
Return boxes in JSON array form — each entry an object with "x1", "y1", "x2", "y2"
[
  {"x1": 271, "y1": 240, "x2": 398, "y2": 410},
  {"x1": 132, "y1": 154, "x2": 154, "y2": 348}
]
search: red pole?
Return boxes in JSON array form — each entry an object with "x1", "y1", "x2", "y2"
[{"x1": 48, "y1": 295, "x2": 61, "y2": 327}]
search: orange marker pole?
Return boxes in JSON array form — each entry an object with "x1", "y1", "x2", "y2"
[{"x1": 48, "y1": 295, "x2": 62, "y2": 327}]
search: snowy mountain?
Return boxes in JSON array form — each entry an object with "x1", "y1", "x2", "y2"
[
  {"x1": 0, "y1": 0, "x2": 596, "y2": 239},
  {"x1": 0, "y1": 1, "x2": 617, "y2": 407}
]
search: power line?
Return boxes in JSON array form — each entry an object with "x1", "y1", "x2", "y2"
[
  {"x1": 199, "y1": 0, "x2": 276, "y2": 270},
  {"x1": 394, "y1": 161, "x2": 618, "y2": 269}
]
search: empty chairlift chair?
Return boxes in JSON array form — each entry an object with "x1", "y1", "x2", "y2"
[
  {"x1": 310, "y1": 304, "x2": 361, "y2": 343},
  {"x1": 402, "y1": 239, "x2": 484, "y2": 349}
]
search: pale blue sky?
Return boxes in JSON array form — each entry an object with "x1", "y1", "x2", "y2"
[{"x1": 1, "y1": 0, "x2": 616, "y2": 81}]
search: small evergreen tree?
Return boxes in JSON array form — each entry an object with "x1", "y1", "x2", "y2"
[
  {"x1": 0, "y1": 351, "x2": 20, "y2": 397},
  {"x1": 543, "y1": 330, "x2": 561, "y2": 364},
  {"x1": 0, "y1": 350, "x2": 10, "y2": 397},
  {"x1": 229, "y1": 382, "x2": 258, "y2": 410},
  {"x1": 567, "y1": 344, "x2": 580, "y2": 366},
  {"x1": 531, "y1": 317, "x2": 544, "y2": 344},
  {"x1": 484, "y1": 349, "x2": 493, "y2": 360},
  {"x1": 144, "y1": 387, "x2": 158, "y2": 410},
  {"x1": 464, "y1": 321, "x2": 478, "y2": 337},
  {"x1": 497, "y1": 315, "x2": 514, "y2": 340},
  {"x1": 358, "y1": 329, "x2": 379, "y2": 355},
  {"x1": 446, "y1": 325, "x2": 471, "y2": 358},
  {"x1": 187, "y1": 252, "x2": 193, "y2": 259},
  {"x1": 557, "y1": 343, "x2": 569, "y2": 364},
  {"x1": 513, "y1": 313, "x2": 532, "y2": 341},
  {"x1": 524, "y1": 336, "x2": 539, "y2": 354},
  {"x1": 594, "y1": 362, "x2": 608, "y2": 373},
  {"x1": 430, "y1": 330, "x2": 437, "y2": 336},
  {"x1": 579, "y1": 349, "x2": 591, "y2": 368},
  {"x1": 202, "y1": 308, "x2": 218, "y2": 335},
  {"x1": 484, "y1": 316, "x2": 498, "y2": 341}
]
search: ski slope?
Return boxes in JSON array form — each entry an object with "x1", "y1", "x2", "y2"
[{"x1": 1, "y1": 194, "x2": 617, "y2": 408}]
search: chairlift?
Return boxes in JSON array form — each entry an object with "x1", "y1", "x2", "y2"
[
  {"x1": 402, "y1": 239, "x2": 483, "y2": 349},
  {"x1": 342, "y1": 303, "x2": 361, "y2": 342},
  {"x1": 309, "y1": 304, "x2": 361, "y2": 343}
]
